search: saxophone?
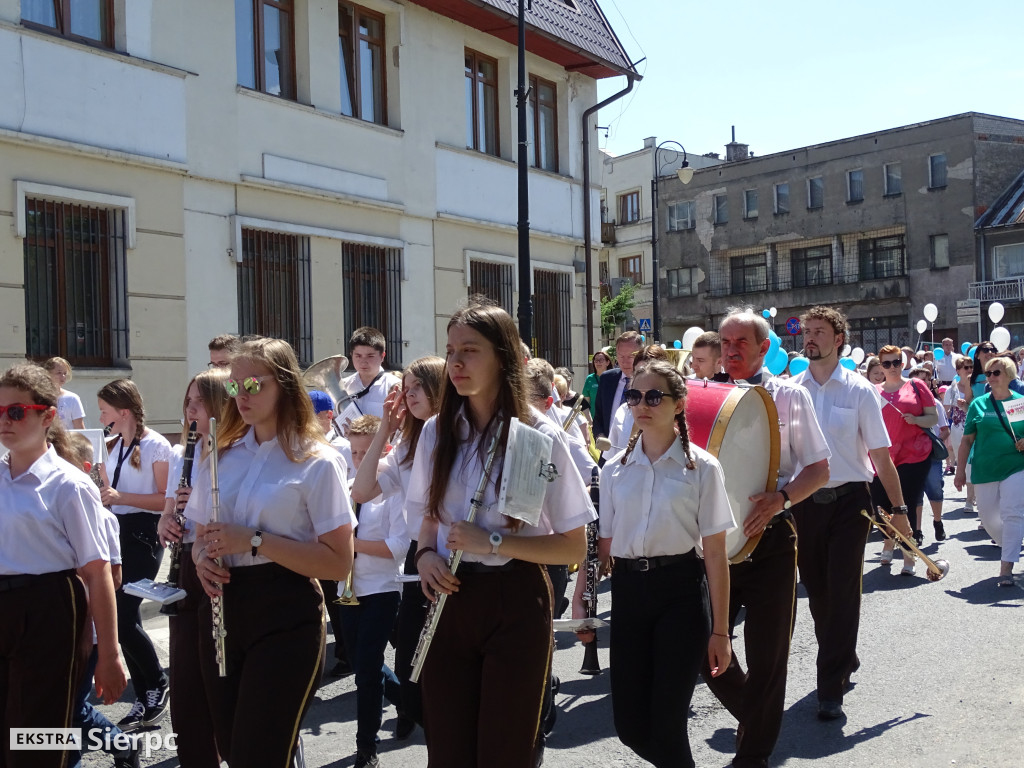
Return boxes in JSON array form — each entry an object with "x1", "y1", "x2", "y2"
[{"x1": 160, "y1": 421, "x2": 199, "y2": 617}]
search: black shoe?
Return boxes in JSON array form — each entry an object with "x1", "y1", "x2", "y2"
[
  {"x1": 354, "y1": 750, "x2": 380, "y2": 768},
  {"x1": 117, "y1": 700, "x2": 147, "y2": 733},
  {"x1": 534, "y1": 734, "x2": 546, "y2": 768},
  {"x1": 141, "y1": 685, "x2": 169, "y2": 727},
  {"x1": 934, "y1": 520, "x2": 946, "y2": 541},
  {"x1": 113, "y1": 739, "x2": 141, "y2": 768},
  {"x1": 913, "y1": 529, "x2": 924, "y2": 547},
  {"x1": 330, "y1": 660, "x2": 353, "y2": 677},
  {"x1": 395, "y1": 713, "x2": 416, "y2": 741},
  {"x1": 817, "y1": 700, "x2": 844, "y2": 720}
]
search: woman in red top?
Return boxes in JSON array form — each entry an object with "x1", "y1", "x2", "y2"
[{"x1": 870, "y1": 345, "x2": 939, "y2": 573}]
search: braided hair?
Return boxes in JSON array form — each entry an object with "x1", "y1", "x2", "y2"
[
  {"x1": 619, "y1": 360, "x2": 695, "y2": 470},
  {"x1": 97, "y1": 379, "x2": 146, "y2": 469}
]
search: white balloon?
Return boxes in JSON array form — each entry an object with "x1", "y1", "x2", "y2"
[
  {"x1": 989, "y1": 302, "x2": 1005, "y2": 324},
  {"x1": 916, "y1": 319, "x2": 927, "y2": 334},
  {"x1": 991, "y1": 326, "x2": 1011, "y2": 353},
  {"x1": 769, "y1": 307, "x2": 778, "y2": 318},
  {"x1": 681, "y1": 326, "x2": 704, "y2": 350},
  {"x1": 841, "y1": 344, "x2": 851, "y2": 357},
  {"x1": 923, "y1": 303, "x2": 938, "y2": 323},
  {"x1": 902, "y1": 351, "x2": 909, "y2": 369},
  {"x1": 851, "y1": 347, "x2": 865, "y2": 364}
]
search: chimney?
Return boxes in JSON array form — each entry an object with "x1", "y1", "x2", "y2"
[
  {"x1": 725, "y1": 125, "x2": 749, "y2": 163},
  {"x1": 643, "y1": 136, "x2": 656, "y2": 149}
]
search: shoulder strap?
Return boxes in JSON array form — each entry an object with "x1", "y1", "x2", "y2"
[{"x1": 993, "y1": 398, "x2": 1019, "y2": 442}]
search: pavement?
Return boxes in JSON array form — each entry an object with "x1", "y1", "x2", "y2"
[{"x1": 82, "y1": 487, "x2": 1024, "y2": 768}]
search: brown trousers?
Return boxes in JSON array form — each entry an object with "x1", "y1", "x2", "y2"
[
  {"x1": 0, "y1": 571, "x2": 86, "y2": 768},
  {"x1": 198, "y1": 563, "x2": 325, "y2": 768},
  {"x1": 420, "y1": 561, "x2": 552, "y2": 768}
]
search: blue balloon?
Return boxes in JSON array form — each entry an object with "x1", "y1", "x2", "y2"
[
  {"x1": 969, "y1": 346, "x2": 976, "y2": 360},
  {"x1": 934, "y1": 348, "x2": 945, "y2": 360},
  {"x1": 766, "y1": 347, "x2": 789, "y2": 375},
  {"x1": 952, "y1": 375, "x2": 960, "y2": 384},
  {"x1": 840, "y1": 357, "x2": 857, "y2": 371},
  {"x1": 788, "y1": 357, "x2": 810, "y2": 375},
  {"x1": 673, "y1": 340, "x2": 682, "y2": 349},
  {"x1": 762, "y1": 309, "x2": 771, "y2": 318},
  {"x1": 640, "y1": 336, "x2": 646, "y2": 343},
  {"x1": 961, "y1": 342, "x2": 971, "y2": 354}
]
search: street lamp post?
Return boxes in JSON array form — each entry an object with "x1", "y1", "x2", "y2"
[{"x1": 651, "y1": 140, "x2": 693, "y2": 344}]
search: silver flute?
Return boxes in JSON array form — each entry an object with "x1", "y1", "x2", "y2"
[
  {"x1": 409, "y1": 422, "x2": 504, "y2": 683},
  {"x1": 208, "y1": 417, "x2": 227, "y2": 677}
]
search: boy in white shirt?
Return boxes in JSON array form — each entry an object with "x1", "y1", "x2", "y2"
[{"x1": 338, "y1": 327, "x2": 402, "y2": 426}]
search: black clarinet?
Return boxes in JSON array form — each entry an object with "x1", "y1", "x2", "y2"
[
  {"x1": 580, "y1": 466, "x2": 602, "y2": 675},
  {"x1": 160, "y1": 421, "x2": 199, "y2": 617}
]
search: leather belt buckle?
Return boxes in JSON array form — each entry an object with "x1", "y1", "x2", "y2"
[
  {"x1": 637, "y1": 557, "x2": 650, "y2": 572},
  {"x1": 812, "y1": 488, "x2": 838, "y2": 504}
]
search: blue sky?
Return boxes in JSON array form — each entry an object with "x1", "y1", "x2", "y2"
[{"x1": 596, "y1": 0, "x2": 1024, "y2": 158}]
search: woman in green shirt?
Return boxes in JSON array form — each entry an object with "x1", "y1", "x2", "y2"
[
  {"x1": 954, "y1": 356, "x2": 1024, "y2": 586},
  {"x1": 582, "y1": 348, "x2": 613, "y2": 421}
]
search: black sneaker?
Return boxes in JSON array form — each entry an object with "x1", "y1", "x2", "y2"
[
  {"x1": 817, "y1": 700, "x2": 844, "y2": 720},
  {"x1": 913, "y1": 529, "x2": 924, "y2": 547},
  {"x1": 141, "y1": 685, "x2": 169, "y2": 727},
  {"x1": 354, "y1": 751, "x2": 380, "y2": 768},
  {"x1": 117, "y1": 700, "x2": 146, "y2": 733},
  {"x1": 330, "y1": 660, "x2": 353, "y2": 677},
  {"x1": 934, "y1": 520, "x2": 946, "y2": 541}
]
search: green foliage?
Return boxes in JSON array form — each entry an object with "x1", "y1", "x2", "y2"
[{"x1": 600, "y1": 280, "x2": 636, "y2": 338}]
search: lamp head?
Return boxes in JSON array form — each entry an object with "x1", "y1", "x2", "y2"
[{"x1": 677, "y1": 162, "x2": 694, "y2": 184}]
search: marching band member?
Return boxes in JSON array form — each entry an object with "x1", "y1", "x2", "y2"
[
  {"x1": 339, "y1": 327, "x2": 402, "y2": 423},
  {"x1": 599, "y1": 360, "x2": 733, "y2": 768},
  {"x1": 157, "y1": 369, "x2": 229, "y2": 768},
  {"x1": 44, "y1": 356, "x2": 86, "y2": 429},
  {"x1": 351, "y1": 355, "x2": 446, "y2": 735},
  {"x1": 1, "y1": 364, "x2": 126, "y2": 768},
  {"x1": 188, "y1": 337, "x2": 354, "y2": 768},
  {"x1": 340, "y1": 415, "x2": 409, "y2": 768},
  {"x1": 208, "y1": 333, "x2": 241, "y2": 369},
  {"x1": 408, "y1": 302, "x2": 595, "y2": 768},
  {"x1": 704, "y1": 307, "x2": 830, "y2": 768},
  {"x1": 97, "y1": 378, "x2": 172, "y2": 732}
]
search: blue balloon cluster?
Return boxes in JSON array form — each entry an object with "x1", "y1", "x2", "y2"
[
  {"x1": 969, "y1": 346, "x2": 977, "y2": 360},
  {"x1": 788, "y1": 357, "x2": 810, "y2": 375},
  {"x1": 840, "y1": 357, "x2": 857, "y2": 371},
  {"x1": 961, "y1": 342, "x2": 971, "y2": 354}
]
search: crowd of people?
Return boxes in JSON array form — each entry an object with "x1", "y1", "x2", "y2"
[{"x1": 2, "y1": 302, "x2": 1023, "y2": 768}]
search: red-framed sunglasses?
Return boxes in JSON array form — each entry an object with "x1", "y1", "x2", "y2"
[{"x1": 0, "y1": 404, "x2": 51, "y2": 421}]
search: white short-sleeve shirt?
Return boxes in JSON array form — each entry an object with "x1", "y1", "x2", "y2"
[
  {"x1": 404, "y1": 408, "x2": 596, "y2": 566},
  {"x1": 108, "y1": 430, "x2": 172, "y2": 515},
  {"x1": 186, "y1": 430, "x2": 355, "y2": 568},
  {"x1": 350, "y1": 491, "x2": 408, "y2": 597},
  {"x1": 57, "y1": 391, "x2": 85, "y2": 429},
  {"x1": 790, "y1": 363, "x2": 890, "y2": 486},
  {"x1": 341, "y1": 371, "x2": 402, "y2": 420},
  {"x1": 0, "y1": 448, "x2": 112, "y2": 574},
  {"x1": 377, "y1": 440, "x2": 413, "y2": 502},
  {"x1": 760, "y1": 374, "x2": 832, "y2": 489},
  {"x1": 599, "y1": 439, "x2": 735, "y2": 558},
  {"x1": 546, "y1": 405, "x2": 598, "y2": 482}
]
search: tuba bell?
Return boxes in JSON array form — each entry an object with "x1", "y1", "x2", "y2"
[{"x1": 303, "y1": 354, "x2": 350, "y2": 410}]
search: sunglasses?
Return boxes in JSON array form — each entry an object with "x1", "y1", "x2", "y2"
[
  {"x1": 0, "y1": 403, "x2": 50, "y2": 421},
  {"x1": 224, "y1": 376, "x2": 271, "y2": 397},
  {"x1": 880, "y1": 360, "x2": 902, "y2": 369},
  {"x1": 985, "y1": 370, "x2": 1003, "y2": 378},
  {"x1": 624, "y1": 389, "x2": 674, "y2": 408}
]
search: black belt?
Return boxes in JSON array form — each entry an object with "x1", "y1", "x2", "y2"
[
  {"x1": 459, "y1": 559, "x2": 524, "y2": 574},
  {"x1": 614, "y1": 551, "x2": 698, "y2": 573},
  {"x1": 0, "y1": 569, "x2": 77, "y2": 593},
  {"x1": 811, "y1": 481, "x2": 865, "y2": 505}
]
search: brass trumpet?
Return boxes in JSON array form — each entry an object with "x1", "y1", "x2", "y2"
[
  {"x1": 336, "y1": 570, "x2": 359, "y2": 606},
  {"x1": 862, "y1": 507, "x2": 950, "y2": 582}
]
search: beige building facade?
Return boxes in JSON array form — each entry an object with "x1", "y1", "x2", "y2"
[{"x1": 0, "y1": 0, "x2": 633, "y2": 430}]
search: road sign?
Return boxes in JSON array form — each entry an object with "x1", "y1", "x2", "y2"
[
  {"x1": 957, "y1": 310, "x2": 981, "y2": 323},
  {"x1": 786, "y1": 317, "x2": 801, "y2": 335},
  {"x1": 957, "y1": 299, "x2": 981, "y2": 310},
  {"x1": 638, "y1": 318, "x2": 652, "y2": 332}
]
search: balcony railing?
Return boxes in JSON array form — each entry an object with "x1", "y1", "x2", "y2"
[
  {"x1": 969, "y1": 277, "x2": 1024, "y2": 302},
  {"x1": 601, "y1": 222, "x2": 616, "y2": 244}
]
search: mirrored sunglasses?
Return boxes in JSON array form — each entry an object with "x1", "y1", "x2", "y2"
[
  {"x1": 224, "y1": 376, "x2": 270, "y2": 397},
  {"x1": 624, "y1": 389, "x2": 672, "y2": 408},
  {"x1": 0, "y1": 403, "x2": 50, "y2": 421}
]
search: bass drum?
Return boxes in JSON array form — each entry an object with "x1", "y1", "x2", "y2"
[{"x1": 684, "y1": 380, "x2": 781, "y2": 563}]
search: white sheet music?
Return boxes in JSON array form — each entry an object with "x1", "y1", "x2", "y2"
[{"x1": 497, "y1": 418, "x2": 554, "y2": 527}]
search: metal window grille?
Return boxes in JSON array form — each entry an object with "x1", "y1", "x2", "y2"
[
  {"x1": 858, "y1": 234, "x2": 906, "y2": 280},
  {"x1": 469, "y1": 260, "x2": 514, "y2": 314},
  {"x1": 23, "y1": 198, "x2": 129, "y2": 367},
  {"x1": 848, "y1": 317, "x2": 910, "y2": 353},
  {"x1": 791, "y1": 245, "x2": 834, "y2": 288},
  {"x1": 533, "y1": 269, "x2": 571, "y2": 367},
  {"x1": 730, "y1": 253, "x2": 767, "y2": 294},
  {"x1": 237, "y1": 228, "x2": 313, "y2": 365},
  {"x1": 342, "y1": 242, "x2": 403, "y2": 368}
]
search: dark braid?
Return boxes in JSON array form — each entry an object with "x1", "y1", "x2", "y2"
[
  {"x1": 621, "y1": 429, "x2": 643, "y2": 465},
  {"x1": 628, "y1": 359, "x2": 696, "y2": 469},
  {"x1": 674, "y1": 412, "x2": 696, "y2": 470}
]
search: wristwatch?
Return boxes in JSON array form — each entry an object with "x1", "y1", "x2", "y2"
[
  {"x1": 250, "y1": 530, "x2": 263, "y2": 558},
  {"x1": 489, "y1": 531, "x2": 503, "y2": 555},
  {"x1": 780, "y1": 489, "x2": 792, "y2": 510}
]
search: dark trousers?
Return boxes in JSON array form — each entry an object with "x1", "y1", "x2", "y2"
[
  {"x1": 703, "y1": 517, "x2": 798, "y2": 768},
  {"x1": 610, "y1": 556, "x2": 709, "y2": 768},
  {"x1": 199, "y1": 564, "x2": 325, "y2": 768},
  {"x1": 115, "y1": 513, "x2": 167, "y2": 695},
  {"x1": 320, "y1": 579, "x2": 349, "y2": 665},
  {"x1": 793, "y1": 486, "x2": 872, "y2": 703},
  {"x1": 871, "y1": 457, "x2": 931, "y2": 530},
  {"x1": 168, "y1": 547, "x2": 220, "y2": 767},
  {"x1": 339, "y1": 591, "x2": 402, "y2": 753},
  {"x1": 421, "y1": 562, "x2": 552, "y2": 768},
  {"x1": 395, "y1": 541, "x2": 426, "y2": 726},
  {"x1": 0, "y1": 571, "x2": 86, "y2": 768}
]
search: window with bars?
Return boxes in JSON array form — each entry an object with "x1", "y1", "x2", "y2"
[
  {"x1": 22, "y1": 0, "x2": 114, "y2": 48},
  {"x1": 527, "y1": 76, "x2": 558, "y2": 172},
  {"x1": 342, "y1": 242, "x2": 403, "y2": 368},
  {"x1": 237, "y1": 228, "x2": 313, "y2": 364},
  {"x1": 619, "y1": 255, "x2": 642, "y2": 285},
  {"x1": 848, "y1": 316, "x2": 909, "y2": 353},
  {"x1": 465, "y1": 49, "x2": 499, "y2": 156},
  {"x1": 469, "y1": 260, "x2": 514, "y2": 314},
  {"x1": 791, "y1": 245, "x2": 833, "y2": 288},
  {"x1": 667, "y1": 201, "x2": 695, "y2": 231},
  {"x1": 730, "y1": 253, "x2": 767, "y2": 294},
  {"x1": 23, "y1": 198, "x2": 129, "y2": 367},
  {"x1": 339, "y1": 2, "x2": 386, "y2": 125},
  {"x1": 533, "y1": 269, "x2": 571, "y2": 367},
  {"x1": 858, "y1": 234, "x2": 906, "y2": 280},
  {"x1": 236, "y1": 0, "x2": 296, "y2": 100},
  {"x1": 618, "y1": 191, "x2": 640, "y2": 224}
]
